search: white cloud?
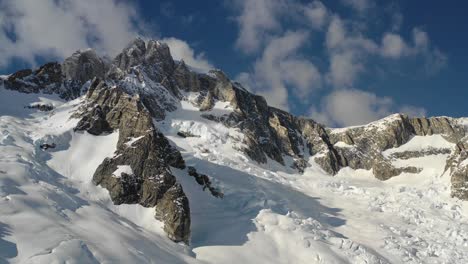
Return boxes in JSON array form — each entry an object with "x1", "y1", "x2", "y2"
[
  {"x1": 304, "y1": 1, "x2": 329, "y2": 30},
  {"x1": 237, "y1": 31, "x2": 322, "y2": 110},
  {"x1": 0, "y1": 0, "x2": 150, "y2": 68},
  {"x1": 379, "y1": 28, "x2": 447, "y2": 73},
  {"x1": 232, "y1": 0, "x2": 330, "y2": 54},
  {"x1": 233, "y1": 0, "x2": 285, "y2": 54},
  {"x1": 325, "y1": 16, "x2": 347, "y2": 50},
  {"x1": 162, "y1": 38, "x2": 214, "y2": 72},
  {"x1": 311, "y1": 89, "x2": 392, "y2": 127},
  {"x1": 325, "y1": 16, "x2": 378, "y2": 87},
  {"x1": 381, "y1": 33, "x2": 409, "y2": 58},
  {"x1": 327, "y1": 52, "x2": 364, "y2": 87},
  {"x1": 400, "y1": 105, "x2": 427, "y2": 118},
  {"x1": 324, "y1": 15, "x2": 447, "y2": 88},
  {"x1": 310, "y1": 88, "x2": 427, "y2": 127},
  {"x1": 413, "y1": 28, "x2": 429, "y2": 50}
]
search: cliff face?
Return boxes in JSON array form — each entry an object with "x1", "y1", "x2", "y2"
[
  {"x1": 74, "y1": 79, "x2": 190, "y2": 242},
  {"x1": 326, "y1": 115, "x2": 465, "y2": 180},
  {"x1": 3, "y1": 37, "x2": 468, "y2": 243}
]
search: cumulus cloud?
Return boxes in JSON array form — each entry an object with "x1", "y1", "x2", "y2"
[
  {"x1": 324, "y1": 15, "x2": 447, "y2": 88},
  {"x1": 162, "y1": 38, "x2": 214, "y2": 72},
  {"x1": 327, "y1": 52, "x2": 364, "y2": 87},
  {"x1": 232, "y1": 0, "x2": 329, "y2": 53},
  {"x1": 400, "y1": 105, "x2": 427, "y2": 118},
  {"x1": 310, "y1": 88, "x2": 427, "y2": 127},
  {"x1": 0, "y1": 0, "x2": 150, "y2": 68},
  {"x1": 232, "y1": 0, "x2": 285, "y2": 54},
  {"x1": 379, "y1": 28, "x2": 447, "y2": 73},
  {"x1": 381, "y1": 33, "x2": 409, "y2": 58},
  {"x1": 237, "y1": 31, "x2": 322, "y2": 110},
  {"x1": 325, "y1": 16, "x2": 378, "y2": 87},
  {"x1": 380, "y1": 29, "x2": 431, "y2": 59},
  {"x1": 311, "y1": 89, "x2": 392, "y2": 127},
  {"x1": 304, "y1": 1, "x2": 329, "y2": 30}
]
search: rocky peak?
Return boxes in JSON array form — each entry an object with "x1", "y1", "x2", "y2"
[
  {"x1": 113, "y1": 38, "x2": 175, "y2": 74},
  {"x1": 145, "y1": 40, "x2": 175, "y2": 72},
  {"x1": 3, "y1": 61, "x2": 80, "y2": 100},
  {"x1": 113, "y1": 37, "x2": 147, "y2": 70},
  {"x1": 62, "y1": 48, "x2": 110, "y2": 84}
]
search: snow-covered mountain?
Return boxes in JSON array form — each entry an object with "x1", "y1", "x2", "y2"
[{"x1": 1, "y1": 38, "x2": 468, "y2": 263}]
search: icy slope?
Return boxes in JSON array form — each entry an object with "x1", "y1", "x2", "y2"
[
  {"x1": 0, "y1": 87, "x2": 199, "y2": 263},
  {"x1": 156, "y1": 95, "x2": 468, "y2": 263}
]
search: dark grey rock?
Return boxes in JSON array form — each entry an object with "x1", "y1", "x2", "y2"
[
  {"x1": 75, "y1": 79, "x2": 190, "y2": 243},
  {"x1": 62, "y1": 49, "x2": 110, "y2": 84},
  {"x1": 446, "y1": 141, "x2": 468, "y2": 199},
  {"x1": 155, "y1": 183, "x2": 191, "y2": 243},
  {"x1": 177, "y1": 131, "x2": 199, "y2": 138},
  {"x1": 26, "y1": 104, "x2": 54, "y2": 112},
  {"x1": 187, "y1": 167, "x2": 223, "y2": 199},
  {"x1": 40, "y1": 143, "x2": 56, "y2": 150}
]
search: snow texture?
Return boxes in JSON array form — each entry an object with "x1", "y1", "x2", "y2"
[{"x1": 1, "y1": 86, "x2": 468, "y2": 263}]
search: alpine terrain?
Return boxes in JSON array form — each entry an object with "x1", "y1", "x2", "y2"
[{"x1": 1, "y1": 38, "x2": 468, "y2": 263}]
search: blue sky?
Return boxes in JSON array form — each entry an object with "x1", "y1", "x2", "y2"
[{"x1": 0, "y1": 0, "x2": 466, "y2": 126}]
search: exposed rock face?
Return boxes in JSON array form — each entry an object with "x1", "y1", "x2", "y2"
[
  {"x1": 410, "y1": 117, "x2": 465, "y2": 142},
  {"x1": 26, "y1": 103, "x2": 54, "y2": 112},
  {"x1": 446, "y1": 140, "x2": 468, "y2": 199},
  {"x1": 4, "y1": 49, "x2": 110, "y2": 100},
  {"x1": 327, "y1": 115, "x2": 465, "y2": 179},
  {"x1": 111, "y1": 43, "x2": 466, "y2": 189},
  {"x1": 3, "y1": 62, "x2": 75, "y2": 99},
  {"x1": 62, "y1": 49, "x2": 110, "y2": 84},
  {"x1": 155, "y1": 184, "x2": 190, "y2": 242},
  {"x1": 108, "y1": 38, "x2": 182, "y2": 120},
  {"x1": 389, "y1": 148, "x2": 452, "y2": 160},
  {"x1": 187, "y1": 167, "x2": 224, "y2": 198},
  {"x1": 75, "y1": 79, "x2": 190, "y2": 243}
]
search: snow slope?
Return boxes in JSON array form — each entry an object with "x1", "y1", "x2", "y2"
[
  {"x1": 2, "y1": 86, "x2": 468, "y2": 263},
  {"x1": 0, "y1": 87, "x2": 199, "y2": 263},
  {"x1": 157, "y1": 95, "x2": 468, "y2": 263}
]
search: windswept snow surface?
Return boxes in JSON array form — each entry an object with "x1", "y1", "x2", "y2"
[
  {"x1": 159, "y1": 98, "x2": 468, "y2": 264},
  {"x1": 0, "y1": 87, "x2": 198, "y2": 264},
  {"x1": 2, "y1": 86, "x2": 468, "y2": 264}
]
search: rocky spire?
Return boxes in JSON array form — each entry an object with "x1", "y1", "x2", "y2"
[{"x1": 62, "y1": 48, "x2": 110, "y2": 83}]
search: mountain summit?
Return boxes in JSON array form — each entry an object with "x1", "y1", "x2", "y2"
[{"x1": 1, "y1": 38, "x2": 468, "y2": 263}]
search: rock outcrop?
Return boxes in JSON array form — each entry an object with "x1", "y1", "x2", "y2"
[
  {"x1": 3, "y1": 62, "x2": 75, "y2": 99},
  {"x1": 446, "y1": 140, "x2": 468, "y2": 199},
  {"x1": 3, "y1": 49, "x2": 110, "y2": 100},
  {"x1": 327, "y1": 115, "x2": 465, "y2": 180},
  {"x1": 62, "y1": 49, "x2": 110, "y2": 84},
  {"x1": 74, "y1": 79, "x2": 190, "y2": 243},
  {"x1": 187, "y1": 167, "x2": 224, "y2": 198}
]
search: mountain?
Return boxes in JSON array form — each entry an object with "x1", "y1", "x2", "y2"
[{"x1": 1, "y1": 38, "x2": 468, "y2": 263}]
